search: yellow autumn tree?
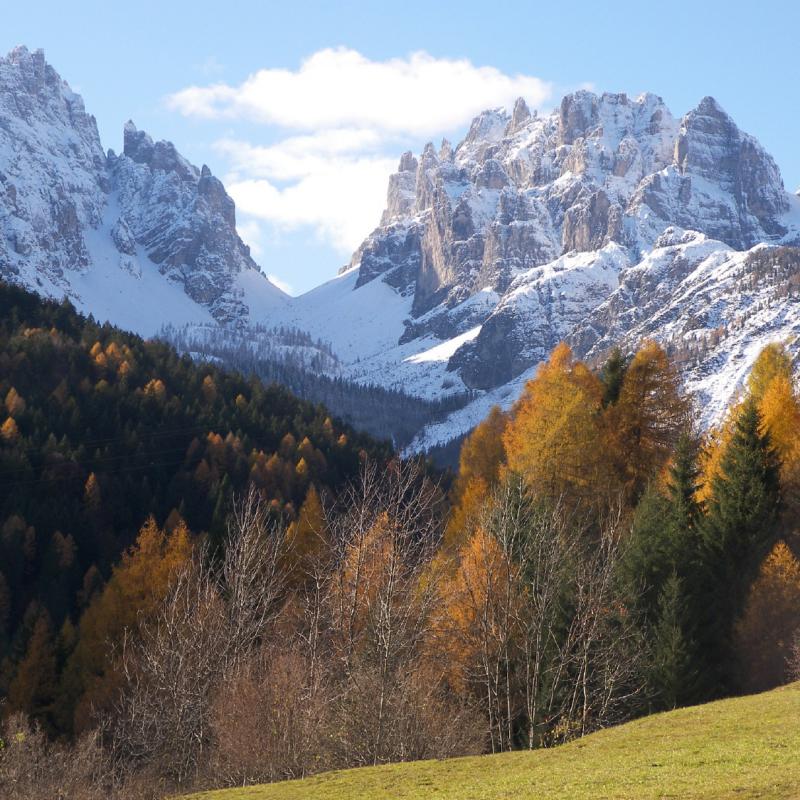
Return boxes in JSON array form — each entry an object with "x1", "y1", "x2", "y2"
[
  {"x1": 445, "y1": 406, "x2": 508, "y2": 548},
  {"x1": 5, "y1": 386, "x2": 26, "y2": 416},
  {"x1": 748, "y1": 342, "x2": 793, "y2": 402},
  {"x1": 608, "y1": 341, "x2": 691, "y2": 500},
  {"x1": 67, "y1": 516, "x2": 193, "y2": 732},
  {"x1": 702, "y1": 343, "x2": 800, "y2": 506},
  {"x1": 285, "y1": 484, "x2": 328, "y2": 582},
  {"x1": 329, "y1": 511, "x2": 397, "y2": 653},
  {"x1": 503, "y1": 343, "x2": 608, "y2": 507},
  {"x1": 734, "y1": 540, "x2": 800, "y2": 692},
  {"x1": 1, "y1": 416, "x2": 20, "y2": 443},
  {"x1": 143, "y1": 378, "x2": 166, "y2": 401},
  {"x1": 440, "y1": 526, "x2": 517, "y2": 696},
  {"x1": 697, "y1": 403, "x2": 740, "y2": 504},
  {"x1": 752, "y1": 344, "x2": 800, "y2": 506}
]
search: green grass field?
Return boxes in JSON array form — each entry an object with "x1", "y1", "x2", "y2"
[{"x1": 187, "y1": 682, "x2": 800, "y2": 800}]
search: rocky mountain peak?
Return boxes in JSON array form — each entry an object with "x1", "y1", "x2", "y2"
[
  {"x1": 0, "y1": 47, "x2": 108, "y2": 289},
  {"x1": 397, "y1": 151, "x2": 418, "y2": 173},
  {"x1": 0, "y1": 47, "x2": 285, "y2": 331},
  {"x1": 458, "y1": 108, "x2": 509, "y2": 159},
  {"x1": 345, "y1": 87, "x2": 800, "y2": 402},
  {"x1": 508, "y1": 96, "x2": 531, "y2": 134},
  {"x1": 5, "y1": 46, "x2": 60, "y2": 101},
  {"x1": 122, "y1": 120, "x2": 196, "y2": 181},
  {"x1": 558, "y1": 90, "x2": 598, "y2": 144},
  {"x1": 650, "y1": 95, "x2": 791, "y2": 248}
]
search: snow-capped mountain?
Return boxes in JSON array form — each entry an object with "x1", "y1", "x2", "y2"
[
  {"x1": 2, "y1": 46, "x2": 800, "y2": 456},
  {"x1": 0, "y1": 46, "x2": 286, "y2": 333},
  {"x1": 321, "y1": 89, "x2": 800, "y2": 450}
]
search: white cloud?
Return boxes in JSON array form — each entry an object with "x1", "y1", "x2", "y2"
[
  {"x1": 168, "y1": 48, "x2": 552, "y2": 137},
  {"x1": 169, "y1": 49, "x2": 555, "y2": 263},
  {"x1": 228, "y1": 154, "x2": 396, "y2": 253},
  {"x1": 216, "y1": 129, "x2": 384, "y2": 183}
]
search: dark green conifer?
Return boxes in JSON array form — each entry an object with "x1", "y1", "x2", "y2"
[
  {"x1": 600, "y1": 347, "x2": 629, "y2": 407},
  {"x1": 648, "y1": 572, "x2": 700, "y2": 709},
  {"x1": 699, "y1": 399, "x2": 781, "y2": 692}
]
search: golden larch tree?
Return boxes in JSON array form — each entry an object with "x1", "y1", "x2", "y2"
[
  {"x1": 734, "y1": 540, "x2": 800, "y2": 692},
  {"x1": 503, "y1": 343, "x2": 608, "y2": 507}
]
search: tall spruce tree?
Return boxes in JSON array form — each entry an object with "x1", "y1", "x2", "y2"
[
  {"x1": 600, "y1": 347, "x2": 628, "y2": 407},
  {"x1": 648, "y1": 572, "x2": 699, "y2": 709},
  {"x1": 699, "y1": 399, "x2": 781, "y2": 693},
  {"x1": 623, "y1": 433, "x2": 705, "y2": 707},
  {"x1": 623, "y1": 433, "x2": 702, "y2": 620}
]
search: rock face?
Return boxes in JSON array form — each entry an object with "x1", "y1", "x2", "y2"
[
  {"x1": 345, "y1": 88, "x2": 800, "y2": 392},
  {"x1": 0, "y1": 47, "x2": 284, "y2": 330},
  {"x1": 3, "y1": 46, "x2": 800, "y2": 455},
  {"x1": 111, "y1": 122, "x2": 268, "y2": 324},
  {"x1": 0, "y1": 47, "x2": 107, "y2": 287}
]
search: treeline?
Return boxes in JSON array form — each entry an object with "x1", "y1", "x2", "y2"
[
  {"x1": 663, "y1": 246, "x2": 800, "y2": 368},
  {"x1": 161, "y1": 322, "x2": 342, "y2": 374},
  {"x1": 447, "y1": 340, "x2": 800, "y2": 713},
  {"x1": 3, "y1": 292, "x2": 800, "y2": 798},
  {"x1": 0, "y1": 281, "x2": 391, "y2": 744},
  {"x1": 160, "y1": 323, "x2": 474, "y2": 451}
]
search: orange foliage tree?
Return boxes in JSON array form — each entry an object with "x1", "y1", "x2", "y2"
[
  {"x1": 608, "y1": 341, "x2": 691, "y2": 500},
  {"x1": 503, "y1": 343, "x2": 609, "y2": 509},
  {"x1": 64, "y1": 516, "x2": 193, "y2": 733},
  {"x1": 445, "y1": 406, "x2": 508, "y2": 548},
  {"x1": 734, "y1": 540, "x2": 800, "y2": 692}
]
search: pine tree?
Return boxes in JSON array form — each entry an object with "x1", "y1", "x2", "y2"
[
  {"x1": 8, "y1": 612, "x2": 58, "y2": 733},
  {"x1": 699, "y1": 399, "x2": 781, "y2": 692},
  {"x1": 600, "y1": 347, "x2": 628, "y2": 407},
  {"x1": 647, "y1": 572, "x2": 699, "y2": 710},
  {"x1": 623, "y1": 433, "x2": 702, "y2": 620},
  {"x1": 667, "y1": 433, "x2": 703, "y2": 526}
]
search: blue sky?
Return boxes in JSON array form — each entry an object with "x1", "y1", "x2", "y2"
[{"x1": 3, "y1": 0, "x2": 799, "y2": 294}]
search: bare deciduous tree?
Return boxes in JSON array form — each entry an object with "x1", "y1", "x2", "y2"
[
  {"x1": 447, "y1": 476, "x2": 645, "y2": 751},
  {"x1": 111, "y1": 486, "x2": 288, "y2": 787}
]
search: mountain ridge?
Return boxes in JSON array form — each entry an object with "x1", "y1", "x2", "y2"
[
  {"x1": 2, "y1": 45, "x2": 800, "y2": 455},
  {"x1": 0, "y1": 45, "x2": 286, "y2": 333}
]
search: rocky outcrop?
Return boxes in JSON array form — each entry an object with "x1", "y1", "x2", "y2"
[
  {"x1": 0, "y1": 46, "x2": 107, "y2": 289},
  {"x1": 630, "y1": 97, "x2": 789, "y2": 250},
  {"x1": 111, "y1": 122, "x2": 268, "y2": 324},
  {"x1": 346, "y1": 88, "x2": 799, "y2": 391},
  {"x1": 452, "y1": 244, "x2": 630, "y2": 388},
  {"x1": 0, "y1": 47, "x2": 284, "y2": 329}
]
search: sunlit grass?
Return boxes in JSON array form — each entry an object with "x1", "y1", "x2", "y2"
[{"x1": 185, "y1": 681, "x2": 800, "y2": 799}]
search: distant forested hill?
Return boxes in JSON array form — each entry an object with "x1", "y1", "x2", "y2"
[{"x1": 0, "y1": 281, "x2": 390, "y2": 695}]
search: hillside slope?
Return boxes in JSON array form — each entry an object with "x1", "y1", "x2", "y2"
[
  {"x1": 187, "y1": 682, "x2": 800, "y2": 800},
  {"x1": 0, "y1": 280, "x2": 389, "y2": 714}
]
